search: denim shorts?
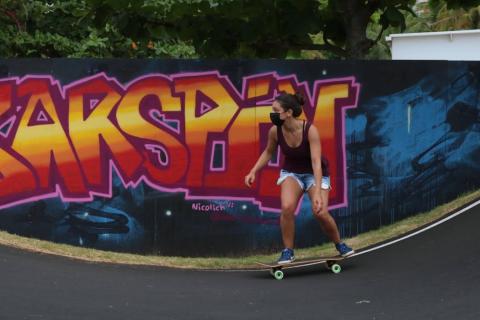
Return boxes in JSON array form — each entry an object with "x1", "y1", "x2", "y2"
[{"x1": 276, "y1": 169, "x2": 331, "y2": 191}]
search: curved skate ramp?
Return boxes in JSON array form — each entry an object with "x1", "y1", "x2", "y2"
[{"x1": 0, "y1": 199, "x2": 479, "y2": 320}]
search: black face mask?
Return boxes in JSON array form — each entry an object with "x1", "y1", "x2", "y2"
[{"x1": 270, "y1": 112, "x2": 285, "y2": 126}]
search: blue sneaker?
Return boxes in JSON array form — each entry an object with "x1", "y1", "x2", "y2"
[
  {"x1": 336, "y1": 243, "x2": 354, "y2": 257},
  {"x1": 277, "y1": 248, "x2": 295, "y2": 264}
]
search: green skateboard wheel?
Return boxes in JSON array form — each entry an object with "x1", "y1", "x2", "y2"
[
  {"x1": 273, "y1": 270, "x2": 284, "y2": 280},
  {"x1": 331, "y1": 264, "x2": 342, "y2": 274}
]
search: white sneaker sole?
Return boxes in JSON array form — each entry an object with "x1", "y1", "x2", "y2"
[
  {"x1": 277, "y1": 258, "x2": 296, "y2": 265},
  {"x1": 341, "y1": 250, "x2": 355, "y2": 257}
]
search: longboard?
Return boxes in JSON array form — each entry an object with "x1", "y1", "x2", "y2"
[{"x1": 256, "y1": 255, "x2": 348, "y2": 280}]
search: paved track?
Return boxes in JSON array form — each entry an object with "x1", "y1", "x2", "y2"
[{"x1": 0, "y1": 201, "x2": 479, "y2": 320}]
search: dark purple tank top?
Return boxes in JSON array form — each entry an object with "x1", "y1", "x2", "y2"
[{"x1": 277, "y1": 121, "x2": 329, "y2": 176}]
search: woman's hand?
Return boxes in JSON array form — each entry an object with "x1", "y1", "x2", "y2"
[
  {"x1": 244, "y1": 172, "x2": 256, "y2": 188},
  {"x1": 312, "y1": 193, "x2": 323, "y2": 216}
]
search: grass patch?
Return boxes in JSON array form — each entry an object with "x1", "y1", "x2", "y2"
[{"x1": 0, "y1": 189, "x2": 479, "y2": 270}]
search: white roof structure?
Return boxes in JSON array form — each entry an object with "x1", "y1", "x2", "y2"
[{"x1": 386, "y1": 29, "x2": 480, "y2": 60}]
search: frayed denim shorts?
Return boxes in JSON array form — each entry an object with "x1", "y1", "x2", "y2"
[{"x1": 276, "y1": 169, "x2": 331, "y2": 192}]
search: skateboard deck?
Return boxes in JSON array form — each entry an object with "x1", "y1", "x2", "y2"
[{"x1": 256, "y1": 255, "x2": 348, "y2": 280}]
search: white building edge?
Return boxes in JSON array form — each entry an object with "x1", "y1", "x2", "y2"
[{"x1": 386, "y1": 29, "x2": 480, "y2": 61}]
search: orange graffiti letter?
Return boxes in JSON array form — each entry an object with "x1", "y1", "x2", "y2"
[
  {"x1": 175, "y1": 74, "x2": 239, "y2": 187},
  {"x1": 12, "y1": 78, "x2": 87, "y2": 196},
  {"x1": 67, "y1": 75, "x2": 143, "y2": 189},
  {"x1": 117, "y1": 76, "x2": 188, "y2": 185}
]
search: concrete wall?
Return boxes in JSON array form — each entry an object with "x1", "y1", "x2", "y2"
[{"x1": 387, "y1": 29, "x2": 480, "y2": 61}]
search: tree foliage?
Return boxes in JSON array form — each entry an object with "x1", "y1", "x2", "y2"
[
  {"x1": 428, "y1": 1, "x2": 480, "y2": 31},
  {"x1": 0, "y1": 0, "x2": 478, "y2": 59},
  {"x1": 0, "y1": 0, "x2": 195, "y2": 58},
  {"x1": 87, "y1": 0, "x2": 418, "y2": 59},
  {"x1": 430, "y1": 0, "x2": 480, "y2": 10}
]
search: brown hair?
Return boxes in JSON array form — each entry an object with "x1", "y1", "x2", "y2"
[{"x1": 275, "y1": 91, "x2": 305, "y2": 117}]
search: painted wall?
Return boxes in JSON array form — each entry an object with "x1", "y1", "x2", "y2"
[{"x1": 0, "y1": 60, "x2": 478, "y2": 256}]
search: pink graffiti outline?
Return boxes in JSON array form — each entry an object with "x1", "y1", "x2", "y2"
[
  {"x1": 145, "y1": 143, "x2": 169, "y2": 166},
  {"x1": 0, "y1": 115, "x2": 16, "y2": 138},
  {"x1": 89, "y1": 98, "x2": 99, "y2": 110},
  {"x1": 148, "y1": 109, "x2": 181, "y2": 134},
  {"x1": 267, "y1": 147, "x2": 281, "y2": 167},
  {"x1": 209, "y1": 140, "x2": 226, "y2": 172},
  {"x1": 241, "y1": 72, "x2": 277, "y2": 103}
]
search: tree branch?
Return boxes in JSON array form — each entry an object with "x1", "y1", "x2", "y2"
[
  {"x1": 373, "y1": 24, "x2": 386, "y2": 44},
  {"x1": 291, "y1": 42, "x2": 347, "y2": 57},
  {"x1": 322, "y1": 33, "x2": 348, "y2": 57}
]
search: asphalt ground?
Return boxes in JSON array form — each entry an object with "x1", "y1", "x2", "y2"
[{"x1": 0, "y1": 202, "x2": 479, "y2": 320}]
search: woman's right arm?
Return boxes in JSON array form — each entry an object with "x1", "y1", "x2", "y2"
[{"x1": 245, "y1": 126, "x2": 278, "y2": 187}]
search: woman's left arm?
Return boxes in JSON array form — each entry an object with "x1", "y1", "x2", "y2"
[
  {"x1": 308, "y1": 125, "x2": 323, "y2": 213},
  {"x1": 308, "y1": 125, "x2": 323, "y2": 186}
]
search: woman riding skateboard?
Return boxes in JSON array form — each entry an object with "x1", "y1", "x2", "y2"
[{"x1": 244, "y1": 92, "x2": 354, "y2": 264}]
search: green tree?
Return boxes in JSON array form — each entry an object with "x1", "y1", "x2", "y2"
[
  {"x1": 0, "y1": 0, "x2": 196, "y2": 58},
  {"x1": 430, "y1": 0, "x2": 480, "y2": 9},
  {"x1": 8, "y1": 0, "x2": 470, "y2": 59},
  {"x1": 366, "y1": 8, "x2": 432, "y2": 59},
  {"x1": 428, "y1": 1, "x2": 480, "y2": 31},
  {"x1": 88, "y1": 0, "x2": 418, "y2": 59}
]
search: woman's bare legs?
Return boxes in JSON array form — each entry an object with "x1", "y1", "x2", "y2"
[
  {"x1": 307, "y1": 185, "x2": 341, "y2": 244},
  {"x1": 280, "y1": 177, "x2": 304, "y2": 249}
]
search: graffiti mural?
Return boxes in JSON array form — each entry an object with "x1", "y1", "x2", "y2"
[
  {"x1": 0, "y1": 72, "x2": 357, "y2": 212},
  {"x1": 0, "y1": 60, "x2": 478, "y2": 256}
]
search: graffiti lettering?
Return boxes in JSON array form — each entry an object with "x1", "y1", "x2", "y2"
[
  {"x1": 0, "y1": 72, "x2": 359, "y2": 212},
  {"x1": 192, "y1": 203, "x2": 226, "y2": 212}
]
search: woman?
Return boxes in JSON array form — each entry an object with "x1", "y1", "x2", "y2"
[{"x1": 244, "y1": 92, "x2": 354, "y2": 264}]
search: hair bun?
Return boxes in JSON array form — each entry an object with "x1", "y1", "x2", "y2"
[{"x1": 294, "y1": 92, "x2": 305, "y2": 106}]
